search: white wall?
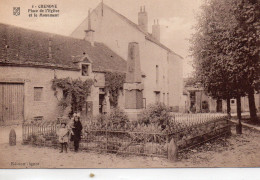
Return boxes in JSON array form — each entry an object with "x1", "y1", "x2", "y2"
[
  {"x1": 0, "y1": 65, "x2": 100, "y2": 122},
  {"x1": 71, "y1": 4, "x2": 183, "y2": 109}
]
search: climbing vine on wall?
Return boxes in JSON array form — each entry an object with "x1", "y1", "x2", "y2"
[
  {"x1": 104, "y1": 72, "x2": 126, "y2": 108},
  {"x1": 52, "y1": 77, "x2": 94, "y2": 114}
]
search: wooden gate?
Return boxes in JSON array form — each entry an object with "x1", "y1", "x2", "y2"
[{"x1": 0, "y1": 83, "x2": 24, "y2": 123}]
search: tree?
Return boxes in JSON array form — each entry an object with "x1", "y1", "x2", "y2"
[
  {"x1": 190, "y1": 0, "x2": 260, "y2": 125},
  {"x1": 231, "y1": 0, "x2": 260, "y2": 122}
]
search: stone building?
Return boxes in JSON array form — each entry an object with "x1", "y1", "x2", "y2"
[
  {"x1": 71, "y1": 3, "x2": 184, "y2": 113},
  {"x1": 184, "y1": 83, "x2": 260, "y2": 113},
  {"x1": 0, "y1": 23, "x2": 127, "y2": 124},
  {"x1": 0, "y1": 3, "x2": 184, "y2": 124}
]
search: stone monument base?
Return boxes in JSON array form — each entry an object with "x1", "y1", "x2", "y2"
[{"x1": 124, "y1": 109, "x2": 143, "y2": 121}]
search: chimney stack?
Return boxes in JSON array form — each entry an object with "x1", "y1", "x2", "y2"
[
  {"x1": 85, "y1": 9, "x2": 95, "y2": 46},
  {"x1": 152, "y1": 19, "x2": 160, "y2": 42},
  {"x1": 138, "y1": 6, "x2": 148, "y2": 32}
]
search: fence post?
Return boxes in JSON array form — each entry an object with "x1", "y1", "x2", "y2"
[
  {"x1": 166, "y1": 128, "x2": 169, "y2": 159},
  {"x1": 105, "y1": 121, "x2": 108, "y2": 153},
  {"x1": 166, "y1": 114, "x2": 172, "y2": 159},
  {"x1": 226, "y1": 116, "x2": 231, "y2": 136},
  {"x1": 22, "y1": 123, "x2": 24, "y2": 143},
  {"x1": 28, "y1": 125, "x2": 29, "y2": 139}
]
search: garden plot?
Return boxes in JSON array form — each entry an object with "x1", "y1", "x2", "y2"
[{"x1": 22, "y1": 113, "x2": 230, "y2": 159}]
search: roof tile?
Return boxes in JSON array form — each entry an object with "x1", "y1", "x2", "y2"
[{"x1": 0, "y1": 23, "x2": 127, "y2": 72}]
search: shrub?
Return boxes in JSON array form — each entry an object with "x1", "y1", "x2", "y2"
[
  {"x1": 94, "y1": 114, "x2": 108, "y2": 125},
  {"x1": 108, "y1": 107, "x2": 129, "y2": 126},
  {"x1": 86, "y1": 108, "x2": 129, "y2": 132},
  {"x1": 138, "y1": 103, "x2": 173, "y2": 130},
  {"x1": 27, "y1": 134, "x2": 37, "y2": 145}
]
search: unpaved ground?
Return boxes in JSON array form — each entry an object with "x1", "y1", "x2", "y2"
[
  {"x1": 0, "y1": 125, "x2": 259, "y2": 168},
  {"x1": 0, "y1": 125, "x2": 22, "y2": 144}
]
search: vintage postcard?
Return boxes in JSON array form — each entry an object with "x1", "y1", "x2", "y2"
[{"x1": 0, "y1": 0, "x2": 259, "y2": 169}]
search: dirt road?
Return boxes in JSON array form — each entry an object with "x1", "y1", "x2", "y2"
[{"x1": 0, "y1": 125, "x2": 259, "y2": 168}]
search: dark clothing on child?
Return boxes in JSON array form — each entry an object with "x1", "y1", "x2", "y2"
[
  {"x1": 73, "y1": 140, "x2": 80, "y2": 151},
  {"x1": 72, "y1": 120, "x2": 82, "y2": 152}
]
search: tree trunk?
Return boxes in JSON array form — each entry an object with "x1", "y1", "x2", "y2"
[
  {"x1": 227, "y1": 97, "x2": 231, "y2": 118},
  {"x1": 236, "y1": 95, "x2": 242, "y2": 134},
  {"x1": 248, "y1": 88, "x2": 258, "y2": 122}
]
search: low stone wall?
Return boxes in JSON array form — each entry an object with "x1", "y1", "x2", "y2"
[{"x1": 169, "y1": 117, "x2": 231, "y2": 152}]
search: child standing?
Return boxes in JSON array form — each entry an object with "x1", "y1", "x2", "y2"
[{"x1": 57, "y1": 122, "x2": 69, "y2": 153}]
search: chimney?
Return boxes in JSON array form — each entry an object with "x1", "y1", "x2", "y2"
[
  {"x1": 152, "y1": 19, "x2": 160, "y2": 42},
  {"x1": 138, "y1": 6, "x2": 148, "y2": 32},
  {"x1": 84, "y1": 9, "x2": 95, "y2": 46},
  {"x1": 48, "y1": 38, "x2": 52, "y2": 59}
]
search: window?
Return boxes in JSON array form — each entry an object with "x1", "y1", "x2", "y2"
[
  {"x1": 167, "y1": 93, "x2": 169, "y2": 106},
  {"x1": 143, "y1": 98, "x2": 146, "y2": 109},
  {"x1": 155, "y1": 92, "x2": 160, "y2": 103},
  {"x1": 202, "y1": 101, "x2": 209, "y2": 110},
  {"x1": 156, "y1": 65, "x2": 159, "y2": 84},
  {"x1": 82, "y1": 64, "x2": 90, "y2": 76},
  {"x1": 34, "y1": 87, "x2": 43, "y2": 101},
  {"x1": 231, "y1": 99, "x2": 235, "y2": 104},
  {"x1": 163, "y1": 93, "x2": 165, "y2": 104}
]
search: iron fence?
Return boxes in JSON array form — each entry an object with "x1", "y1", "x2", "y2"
[
  {"x1": 81, "y1": 129, "x2": 167, "y2": 157},
  {"x1": 22, "y1": 113, "x2": 231, "y2": 159}
]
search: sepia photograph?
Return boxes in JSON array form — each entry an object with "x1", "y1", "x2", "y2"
[{"x1": 0, "y1": 0, "x2": 259, "y2": 170}]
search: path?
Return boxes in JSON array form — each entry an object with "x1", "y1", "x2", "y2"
[{"x1": 0, "y1": 125, "x2": 259, "y2": 168}]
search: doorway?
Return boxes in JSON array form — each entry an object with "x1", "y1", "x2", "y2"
[
  {"x1": 99, "y1": 94, "x2": 105, "y2": 114},
  {"x1": 0, "y1": 83, "x2": 24, "y2": 123},
  {"x1": 216, "y1": 99, "x2": 222, "y2": 112}
]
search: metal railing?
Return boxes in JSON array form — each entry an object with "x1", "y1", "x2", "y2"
[{"x1": 22, "y1": 113, "x2": 231, "y2": 159}]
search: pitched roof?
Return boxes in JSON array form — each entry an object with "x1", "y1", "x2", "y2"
[
  {"x1": 102, "y1": 3, "x2": 183, "y2": 59},
  {"x1": 0, "y1": 23, "x2": 127, "y2": 72}
]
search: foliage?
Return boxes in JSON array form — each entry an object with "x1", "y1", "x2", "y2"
[
  {"x1": 108, "y1": 107, "x2": 129, "y2": 125},
  {"x1": 184, "y1": 76, "x2": 200, "y2": 87},
  {"x1": 104, "y1": 72, "x2": 126, "y2": 108},
  {"x1": 138, "y1": 103, "x2": 173, "y2": 130},
  {"x1": 190, "y1": 0, "x2": 260, "y2": 120},
  {"x1": 52, "y1": 77, "x2": 94, "y2": 114},
  {"x1": 94, "y1": 114, "x2": 108, "y2": 125},
  {"x1": 27, "y1": 134, "x2": 37, "y2": 144},
  {"x1": 25, "y1": 133, "x2": 58, "y2": 146},
  {"x1": 93, "y1": 108, "x2": 129, "y2": 126}
]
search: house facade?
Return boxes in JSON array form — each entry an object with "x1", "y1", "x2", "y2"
[
  {"x1": 184, "y1": 84, "x2": 260, "y2": 114},
  {"x1": 71, "y1": 3, "x2": 184, "y2": 112},
  {"x1": 0, "y1": 23, "x2": 128, "y2": 124},
  {"x1": 0, "y1": 3, "x2": 184, "y2": 125}
]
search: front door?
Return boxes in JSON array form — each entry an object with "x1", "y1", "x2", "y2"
[
  {"x1": 0, "y1": 83, "x2": 24, "y2": 124},
  {"x1": 99, "y1": 94, "x2": 105, "y2": 114}
]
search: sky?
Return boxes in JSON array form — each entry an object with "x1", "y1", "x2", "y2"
[{"x1": 0, "y1": 0, "x2": 203, "y2": 77}]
